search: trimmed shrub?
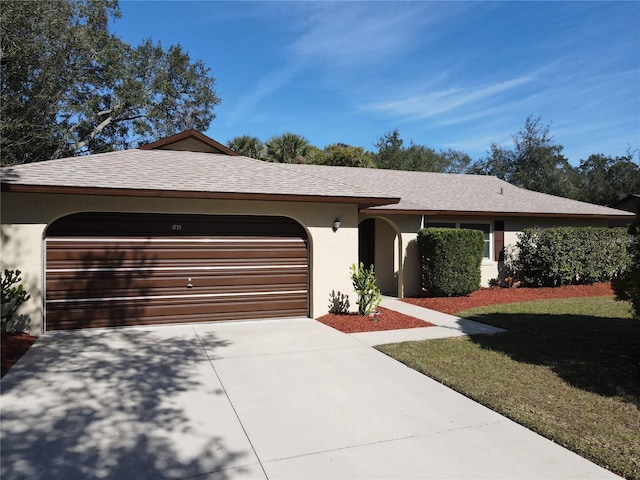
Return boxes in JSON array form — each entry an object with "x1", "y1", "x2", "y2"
[
  {"x1": 614, "y1": 211, "x2": 640, "y2": 318},
  {"x1": 417, "y1": 228, "x2": 484, "y2": 297},
  {"x1": 511, "y1": 226, "x2": 631, "y2": 287}
]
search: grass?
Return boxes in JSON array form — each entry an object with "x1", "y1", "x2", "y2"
[{"x1": 377, "y1": 296, "x2": 640, "y2": 479}]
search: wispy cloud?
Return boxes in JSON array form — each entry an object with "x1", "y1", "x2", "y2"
[
  {"x1": 288, "y1": 3, "x2": 436, "y2": 69},
  {"x1": 226, "y1": 65, "x2": 301, "y2": 125},
  {"x1": 226, "y1": 3, "x2": 452, "y2": 125},
  {"x1": 363, "y1": 76, "x2": 535, "y2": 122}
]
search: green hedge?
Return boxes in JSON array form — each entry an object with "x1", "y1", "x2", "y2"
[
  {"x1": 417, "y1": 228, "x2": 484, "y2": 297},
  {"x1": 612, "y1": 233, "x2": 640, "y2": 319},
  {"x1": 511, "y1": 226, "x2": 631, "y2": 287}
]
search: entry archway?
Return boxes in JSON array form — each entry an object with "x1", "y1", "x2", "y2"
[{"x1": 358, "y1": 216, "x2": 403, "y2": 297}]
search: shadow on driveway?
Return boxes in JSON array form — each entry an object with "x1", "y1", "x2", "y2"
[{"x1": 1, "y1": 326, "x2": 254, "y2": 480}]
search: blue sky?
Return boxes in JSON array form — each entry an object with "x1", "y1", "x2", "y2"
[{"x1": 113, "y1": 1, "x2": 640, "y2": 165}]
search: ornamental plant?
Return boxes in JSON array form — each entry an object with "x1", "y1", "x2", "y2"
[
  {"x1": 350, "y1": 263, "x2": 382, "y2": 316},
  {"x1": 1, "y1": 269, "x2": 31, "y2": 332}
]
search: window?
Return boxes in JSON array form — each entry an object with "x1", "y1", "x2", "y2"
[
  {"x1": 460, "y1": 223, "x2": 491, "y2": 259},
  {"x1": 423, "y1": 220, "x2": 492, "y2": 259}
]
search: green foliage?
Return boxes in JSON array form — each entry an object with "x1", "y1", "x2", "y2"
[
  {"x1": 469, "y1": 116, "x2": 578, "y2": 198},
  {"x1": 1, "y1": 269, "x2": 31, "y2": 332},
  {"x1": 374, "y1": 129, "x2": 405, "y2": 170},
  {"x1": 227, "y1": 135, "x2": 265, "y2": 160},
  {"x1": 350, "y1": 263, "x2": 382, "y2": 316},
  {"x1": 575, "y1": 153, "x2": 640, "y2": 206},
  {"x1": 265, "y1": 133, "x2": 310, "y2": 163},
  {"x1": 512, "y1": 227, "x2": 631, "y2": 287},
  {"x1": 1, "y1": 0, "x2": 220, "y2": 165},
  {"x1": 304, "y1": 145, "x2": 327, "y2": 165},
  {"x1": 612, "y1": 232, "x2": 640, "y2": 319},
  {"x1": 417, "y1": 228, "x2": 484, "y2": 297},
  {"x1": 323, "y1": 143, "x2": 374, "y2": 167},
  {"x1": 374, "y1": 129, "x2": 471, "y2": 173},
  {"x1": 468, "y1": 115, "x2": 640, "y2": 205}
]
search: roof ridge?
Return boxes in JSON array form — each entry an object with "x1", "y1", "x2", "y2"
[
  {"x1": 286, "y1": 161, "x2": 504, "y2": 180},
  {"x1": 266, "y1": 161, "x2": 373, "y2": 192}
]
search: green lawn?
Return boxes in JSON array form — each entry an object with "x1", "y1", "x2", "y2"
[{"x1": 377, "y1": 296, "x2": 640, "y2": 479}]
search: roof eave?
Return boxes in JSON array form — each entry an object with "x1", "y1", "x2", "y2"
[
  {"x1": 359, "y1": 207, "x2": 636, "y2": 220},
  {"x1": 1, "y1": 183, "x2": 400, "y2": 207}
]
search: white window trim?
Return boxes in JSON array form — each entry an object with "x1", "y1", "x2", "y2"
[{"x1": 422, "y1": 218, "x2": 494, "y2": 261}]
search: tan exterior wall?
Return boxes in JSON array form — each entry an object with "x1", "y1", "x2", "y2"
[
  {"x1": 2, "y1": 188, "x2": 622, "y2": 335},
  {"x1": 360, "y1": 214, "x2": 422, "y2": 297},
  {"x1": 373, "y1": 218, "x2": 397, "y2": 295},
  {"x1": 1, "y1": 191, "x2": 359, "y2": 334}
]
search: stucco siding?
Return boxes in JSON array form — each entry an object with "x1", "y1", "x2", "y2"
[
  {"x1": 362, "y1": 214, "x2": 422, "y2": 297},
  {"x1": 373, "y1": 218, "x2": 397, "y2": 296},
  {"x1": 481, "y1": 260, "x2": 499, "y2": 285},
  {"x1": 393, "y1": 216, "x2": 422, "y2": 297},
  {"x1": 1, "y1": 192, "x2": 357, "y2": 334},
  {"x1": 0, "y1": 223, "x2": 46, "y2": 332}
]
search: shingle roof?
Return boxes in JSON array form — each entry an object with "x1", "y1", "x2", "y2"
[
  {"x1": 0, "y1": 149, "x2": 399, "y2": 207},
  {"x1": 277, "y1": 163, "x2": 634, "y2": 218},
  {"x1": 1, "y1": 149, "x2": 634, "y2": 218}
]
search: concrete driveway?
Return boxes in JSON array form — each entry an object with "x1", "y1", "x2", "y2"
[{"x1": 1, "y1": 318, "x2": 620, "y2": 479}]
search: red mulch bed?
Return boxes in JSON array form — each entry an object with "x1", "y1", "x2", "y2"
[
  {"x1": 1, "y1": 332, "x2": 37, "y2": 377},
  {"x1": 404, "y1": 283, "x2": 615, "y2": 315},
  {"x1": 316, "y1": 306, "x2": 436, "y2": 334}
]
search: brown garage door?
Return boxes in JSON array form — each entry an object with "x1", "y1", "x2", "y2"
[{"x1": 45, "y1": 213, "x2": 308, "y2": 330}]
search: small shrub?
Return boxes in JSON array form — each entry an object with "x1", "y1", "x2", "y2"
[
  {"x1": 1, "y1": 269, "x2": 31, "y2": 333},
  {"x1": 328, "y1": 290, "x2": 350, "y2": 314},
  {"x1": 350, "y1": 262, "x2": 381, "y2": 316},
  {"x1": 417, "y1": 228, "x2": 484, "y2": 297}
]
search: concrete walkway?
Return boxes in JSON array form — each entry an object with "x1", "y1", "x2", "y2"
[
  {"x1": 1, "y1": 317, "x2": 619, "y2": 480},
  {"x1": 350, "y1": 296, "x2": 506, "y2": 346}
]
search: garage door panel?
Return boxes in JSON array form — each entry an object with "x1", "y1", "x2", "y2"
[
  {"x1": 46, "y1": 238, "x2": 308, "y2": 258},
  {"x1": 46, "y1": 282, "x2": 308, "y2": 302},
  {"x1": 45, "y1": 214, "x2": 309, "y2": 330},
  {"x1": 46, "y1": 293, "x2": 308, "y2": 330},
  {"x1": 46, "y1": 306, "x2": 309, "y2": 331},
  {"x1": 45, "y1": 272, "x2": 308, "y2": 298}
]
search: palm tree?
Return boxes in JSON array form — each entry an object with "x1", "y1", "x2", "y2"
[
  {"x1": 227, "y1": 135, "x2": 264, "y2": 160},
  {"x1": 265, "y1": 133, "x2": 310, "y2": 163}
]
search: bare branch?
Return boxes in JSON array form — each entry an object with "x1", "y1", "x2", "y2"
[{"x1": 74, "y1": 114, "x2": 115, "y2": 152}]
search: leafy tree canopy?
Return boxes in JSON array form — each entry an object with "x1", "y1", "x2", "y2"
[
  {"x1": 264, "y1": 133, "x2": 310, "y2": 163},
  {"x1": 576, "y1": 152, "x2": 640, "y2": 206},
  {"x1": 227, "y1": 135, "x2": 264, "y2": 160},
  {"x1": 0, "y1": 0, "x2": 220, "y2": 165},
  {"x1": 305, "y1": 145, "x2": 327, "y2": 165},
  {"x1": 374, "y1": 129, "x2": 471, "y2": 173},
  {"x1": 469, "y1": 116, "x2": 578, "y2": 198},
  {"x1": 323, "y1": 143, "x2": 374, "y2": 168}
]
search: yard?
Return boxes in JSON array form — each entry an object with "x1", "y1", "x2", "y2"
[{"x1": 378, "y1": 295, "x2": 640, "y2": 479}]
